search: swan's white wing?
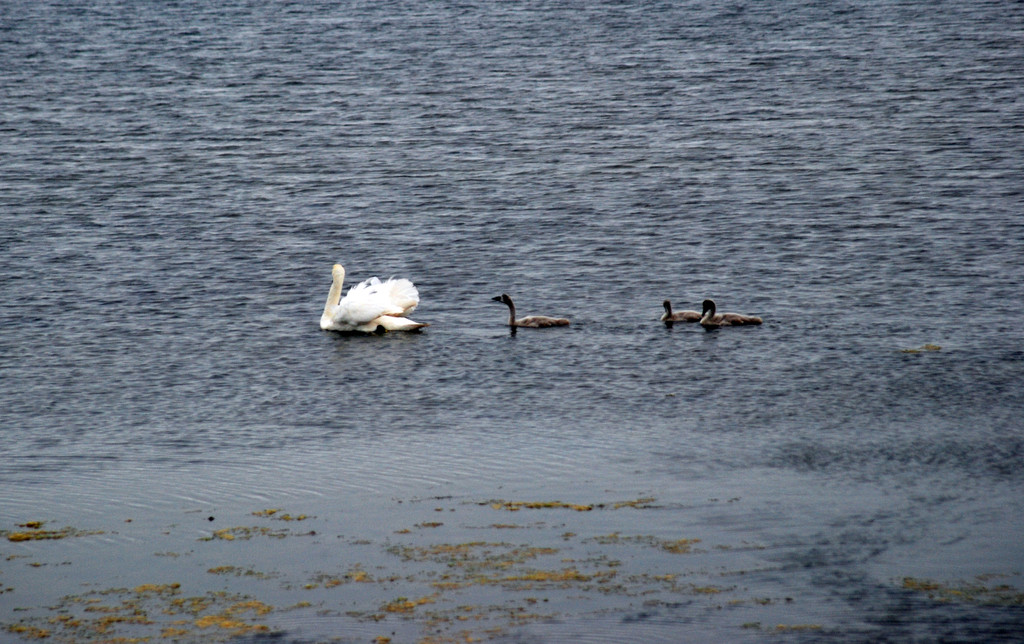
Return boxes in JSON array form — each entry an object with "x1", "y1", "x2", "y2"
[
  {"x1": 378, "y1": 277, "x2": 420, "y2": 316},
  {"x1": 333, "y1": 278, "x2": 405, "y2": 325}
]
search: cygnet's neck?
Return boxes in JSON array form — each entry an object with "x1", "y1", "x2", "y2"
[
  {"x1": 700, "y1": 300, "x2": 717, "y2": 324},
  {"x1": 503, "y1": 297, "x2": 517, "y2": 325},
  {"x1": 493, "y1": 294, "x2": 517, "y2": 325}
]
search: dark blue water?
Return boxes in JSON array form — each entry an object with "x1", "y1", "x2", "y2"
[{"x1": 2, "y1": 1, "x2": 1023, "y2": 642}]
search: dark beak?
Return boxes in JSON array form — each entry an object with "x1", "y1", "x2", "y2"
[{"x1": 491, "y1": 295, "x2": 503, "y2": 302}]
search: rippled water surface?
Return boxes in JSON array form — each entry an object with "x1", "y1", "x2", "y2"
[{"x1": 2, "y1": 1, "x2": 1023, "y2": 642}]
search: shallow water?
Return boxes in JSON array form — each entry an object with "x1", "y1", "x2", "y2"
[{"x1": 2, "y1": 0, "x2": 1023, "y2": 641}]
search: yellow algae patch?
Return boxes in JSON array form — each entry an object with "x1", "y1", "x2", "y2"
[
  {"x1": 46, "y1": 615, "x2": 81, "y2": 628},
  {"x1": 83, "y1": 603, "x2": 126, "y2": 614},
  {"x1": 193, "y1": 601, "x2": 273, "y2": 635},
  {"x1": 17, "y1": 521, "x2": 45, "y2": 529},
  {"x1": 200, "y1": 526, "x2": 290, "y2": 541},
  {"x1": 662, "y1": 538, "x2": 701, "y2": 554},
  {"x1": 168, "y1": 596, "x2": 216, "y2": 615},
  {"x1": 94, "y1": 613, "x2": 154, "y2": 633},
  {"x1": 584, "y1": 533, "x2": 701, "y2": 553},
  {"x1": 482, "y1": 500, "x2": 577, "y2": 512},
  {"x1": 389, "y1": 541, "x2": 494, "y2": 562},
  {"x1": 900, "y1": 344, "x2": 942, "y2": 354},
  {"x1": 902, "y1": 577, "x2": 943, "y2": 592},
  {"x1": 5, "y1": 624, "x2": 51, "y2": 639},
  {"x1": 252, "y1": 509, "x2": 310, "y2": 521},
  {"x1": 612, "y1": 497, "x2": 657, "y2": 509},
  {"x1": 431, "y1": 580, "x2": 469, "y2": 591},
  {"x1": 389, "y1": 542, "x2": 560, "y2": 575},
  {"x1": 520, "y1": 547, "x2": 558, "y2": 558},
  {"x1": 133, "y1": 583, "x2": 180, "y2": 595},
  {"x1": 224, "y1": 600, "x2": 273, "y2": 616},
  {"x1": 488, "y1": 500, "x2": 593, "y2": 512},
  {"x1": 502, "y1": 568, "x2": 590, "y2": 583},
  {"x1": 9, "y1": 586, "x2": 281, "y2": 643},
  {"x1": 900, "y1": 577, "x2": 1024, "y2": 605},
  {"x1": 417, "y1": 634, "x2": 480, "y2": 644},
  {"x1": 206, "y1": 565, "x2": 274, "y2": 579},
  {"x1": 195, "y1": 614, "x2": 253, "y2": 629},
  {"x1": 382, "y1": 595, "x2": 436, "y2": 613},
  {"x1": 691, "y1": 585, "x2": 725, "y2": 594},
  {"x1": 306, "y1": 573, "x2": 348, "y2": 589},
  {"x1": 5, "y1": 526, "x2": 103, "y2": 542}
]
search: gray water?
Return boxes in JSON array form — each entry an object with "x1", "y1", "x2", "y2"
[{"x1": 2, "y1": 1, "x2": 1023, "y2": 642}]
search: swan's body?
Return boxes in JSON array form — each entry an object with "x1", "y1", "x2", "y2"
[
  {"x1": 699, "y1": 299, "x2": 762, "y2": 329},
  {"x1": 321, "y1": 264, "x2": 428, "y2": 333},
  {"x1": 492, "y1": 294, "x2": 570, "y2": 328},
  {"x1": 661, "y1": 300, "x2": 701, "y2": 324}
]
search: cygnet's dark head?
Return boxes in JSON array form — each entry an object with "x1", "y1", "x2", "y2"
[
  {"x1": 701, "y1": 299, "x2": 716, "y2": 316},
  {"x1": 492, "y1": 294, "x2": 512, "y2": 305}
]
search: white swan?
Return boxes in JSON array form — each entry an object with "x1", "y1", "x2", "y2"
[
  {"x1": 699, "y1": 299, "x2": 763, "y2": 329},
  {"x1": 660, "y1": 299, "x2": 701, "y2": 324},
  {"x1": 320, "y1": 264, "x2": 428, "y2": 333},
  {"x1": 492, "y1": 293, "x2": 570, "y2": 328}
]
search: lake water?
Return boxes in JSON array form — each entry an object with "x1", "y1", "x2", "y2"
[{"x1": 2, "y1": 1, "x2": 1023, "y2": 642}]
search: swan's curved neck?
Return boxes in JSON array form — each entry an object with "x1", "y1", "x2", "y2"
[
  {"x1": 663, "y1": 300, "x2": 672, "y2": 316},
  {"x1": 324, "y1": 269, "x2": 344, "y2": 318},
  {"x1": 504, "y1": 298, "x2": 516, "y2": 326}
]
